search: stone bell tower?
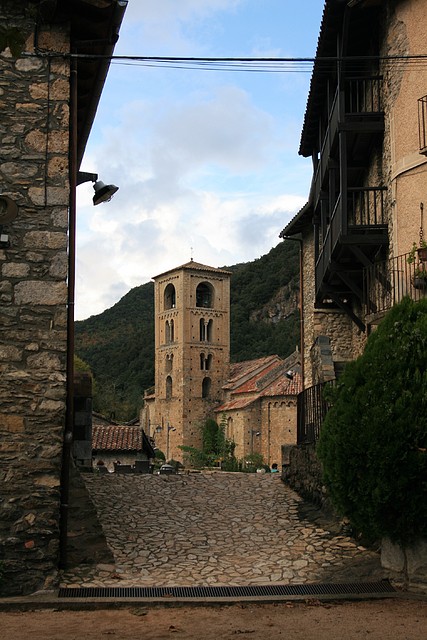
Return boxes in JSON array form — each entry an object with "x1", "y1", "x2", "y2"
[{"x1": 150, "y1": 260, "x2": 231, "y2": 461}]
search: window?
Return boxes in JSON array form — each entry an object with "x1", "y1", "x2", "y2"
[
  {"x1": 164, "y1": 283, "x2": 176, "y2": 309},
  {"x1": 199, "y1": 318, "x2": 213, "y2": 342},
  {"x1": 196, "y1": 282, "x2": 214, "y2": 308},
  {"x1": 166, "y1": 376, "x2": 172, "y2": 399},
  {"x1": 165, "y1": 320, "x2": 174, "y2": 343},
  {"x1": 200, "y1": 353, "x2": 212, "y2": 370},
  {"x1": 166, "y1": 354, "x2": 173, "y2": 372},
  {"x1": 202, "y1": 377, "x2": 211, "y2": 398},
  {"x1": 227, "y1": 417, "x2": 233, "y2": 440}
]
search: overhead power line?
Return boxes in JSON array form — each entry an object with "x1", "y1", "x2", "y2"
[{"x1": 30, "y1": 51, "x2": 427, "y2": 73}]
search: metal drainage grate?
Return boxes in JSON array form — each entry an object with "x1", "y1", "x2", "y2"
[{"x1": 58, "y1": 581, "x2": 396, "y2": 600}]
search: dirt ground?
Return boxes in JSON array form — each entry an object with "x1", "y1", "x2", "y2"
[{"x1": 1, "y1": 597, "x2": 427, "y2": 640}]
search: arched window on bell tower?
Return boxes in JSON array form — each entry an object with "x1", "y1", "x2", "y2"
[
  {"x1": 200, "y1": 318, "x2": 213, "y2": 342},
  {"x1": 200, "y1": 353, "x2": 212, "y2": 370},
  {"x1": 166, "y1": 376, "x2": 172, "y2": 399},
  {"x1": 165, "y1": 320, "x2": 175, "y2": 343},
  {"x1": 164, "y1": 283, "x2": 176, "y2": 309},
  {"x1": 166, "y1": 354, "x2": 173, "y2": 372},
  {"x1": 196, "y1": 282, "x2": 214, "y2": 308}
]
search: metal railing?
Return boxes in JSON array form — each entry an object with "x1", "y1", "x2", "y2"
[
  {"x1": 418, "y1": 95, "x2": 427, "y2": 154},
  {"x1": 297, "y1": 382, "x2": 334, "y2": 445},
  {"x1": 365, "y1": 251, "x2": 427, "y2": 316}
]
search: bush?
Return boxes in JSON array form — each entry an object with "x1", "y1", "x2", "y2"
[
  {"x1": 317, "y1": 297, "x2": 427, "y2": 546},
  {"x1": 241, "y1": 453, "x2": 265, "y2": 473}
]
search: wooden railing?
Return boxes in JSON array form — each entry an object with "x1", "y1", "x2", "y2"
[
  {"x1": 313, "y1": 77, "x2": 383, "y2": 206},
  {"x1": 344, "y1": 76, "x2": 382, "y2": 114},
  {"x1": 316, "y1": 187, "x2": 387, "y2": 291}
]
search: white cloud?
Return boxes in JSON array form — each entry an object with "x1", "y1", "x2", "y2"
[
  {"x1": 124, "y1": 0, "x2": 243, "y2": 24},
  {"x1": 74, "y1": 1, "x2": 317, "y2": 320}
]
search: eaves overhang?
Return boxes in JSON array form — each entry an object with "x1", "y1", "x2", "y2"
[
  {"x1": 279, "y1": 199, "x2": 313, "y2": 238},
  {"x1": 45, "y1": 0, "x2": 128, "y2": 168}
]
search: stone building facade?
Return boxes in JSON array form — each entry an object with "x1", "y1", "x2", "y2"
[
  {"x1": 0, "y1": 1, "x2": 126, "y2": 596},
  {"x1": 215, "y1": 355, "x2": 302, "y2": 466},
  {"x1": 282, "y1": 0, "x2": 427, "y2": 388}
]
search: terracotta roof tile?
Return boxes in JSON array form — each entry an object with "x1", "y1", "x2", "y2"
[
  {"x1": 260, "y1": 371, "x2": 303, "y2": 397},
  {"x1": 215, "y1": 396, "x2": 257, "y2": 412},
  {"x1": 93, "y1": 425, "x2": 151, "y2": 453},
  {"x1": 154, "y1": 260, "x2": 231, "y2": 279},
  {"x1": 232, "y1": 361, "x2": 284, "y2": 394},
  {"x1": 224, "y1": 355, "x2": 281, "y2": 390}
]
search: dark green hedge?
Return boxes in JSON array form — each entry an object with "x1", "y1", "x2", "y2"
[{"x1": 317, "y1": 297, "x2": 427, "y2": 545}]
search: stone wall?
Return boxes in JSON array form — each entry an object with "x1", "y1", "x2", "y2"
[
  {"x1": 283, "y1": 443, "x2": 335, "y2": 517},
  {"x1": 0, "y1": 4, "x2": 70, "y2": 595},
  {"x1": 260, "y1": 396, "x2": 297, "y2": 468}
]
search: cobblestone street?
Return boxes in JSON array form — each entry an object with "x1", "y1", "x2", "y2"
[{"x1": 60, "y1": 472, "x2": 388, "y2": 589}]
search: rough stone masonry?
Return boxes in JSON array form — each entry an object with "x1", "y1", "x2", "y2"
[{"x1": 0, "y1": 2, "x2": 70, "y2": 596}]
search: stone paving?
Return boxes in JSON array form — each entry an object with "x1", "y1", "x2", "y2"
[{"x1": 60, "y1": 472, "x2": 389, "y2": 589}]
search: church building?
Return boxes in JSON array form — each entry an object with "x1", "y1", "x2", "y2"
[{"x1": 142, "y1": 259, "x2": 301, "y2": 465}]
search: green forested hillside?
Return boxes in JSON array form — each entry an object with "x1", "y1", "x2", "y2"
[{"x1": 75, "y1": 239, "x2": 300, "y2": 420}]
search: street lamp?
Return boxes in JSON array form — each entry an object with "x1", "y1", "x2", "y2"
[
  {"x1": 155, "y1": 424, "x2": 176, "y2": 461},
  {"x1": 250, "y1": 429, "x2": 260, "y2": 454},
  {"x1": 166, "y1": 425, "x2": 176, "y2": 461}
]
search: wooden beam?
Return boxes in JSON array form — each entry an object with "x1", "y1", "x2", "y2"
[{"x1": 321, "y1": 287, "x2": 366, "y2": 331}]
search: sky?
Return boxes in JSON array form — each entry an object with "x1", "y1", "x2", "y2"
[{"x1": 75, "y1": 0, "x2": 325, "y2": 320}]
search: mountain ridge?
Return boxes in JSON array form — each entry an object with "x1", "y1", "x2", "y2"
[{"x1": 75, "y1": 239, "x2": 300, "y2": 420}]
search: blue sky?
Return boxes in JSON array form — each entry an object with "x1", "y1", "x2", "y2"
[{"x1": 76, "y1": 0, "x2": 324, "y2": 320}]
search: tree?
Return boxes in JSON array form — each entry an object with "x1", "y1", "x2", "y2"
[
  {"x1": 179, "y1": 418, "x2": 237, "y2": 469},
  {"x1": 317, "y1": 297, "x2": 427, "y2": 546},
  {"x1": 74, "y1": 354, "x2": 92, "y2": 373}
]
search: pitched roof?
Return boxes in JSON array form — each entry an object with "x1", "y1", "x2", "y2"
[
  {"x1": 154, "y1": 259, "x2": 232, "y2": 280},
  {"x1": 224, "y1": 355, "x2": 281, "y2": 390},
  {"x1": 216, "y1": 352, "x2": 302, "y2": 412},
  {"x1": 92, "y1": 424, "x2": 155, "y2": 458},
  {"x1": 215, "y1": 396, "x2": 258, "y2": 412},
  {"x1": 260, "y1": 371, "x2": 302, "y2": 397},
  {"x1": 299, "y1": 0, "x2": 382, "y2": 158},
  {"x1": 232, "y1": 360, "x2": 285, "y2": 394}
]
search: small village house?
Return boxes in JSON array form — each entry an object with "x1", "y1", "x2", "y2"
[{"x1": 92, "y1": 414, "x2": 155, "y2": 473}]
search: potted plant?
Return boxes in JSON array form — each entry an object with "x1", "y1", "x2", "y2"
[
  {"x1": 407, "y1": 239, "x2": 427, "y2": 265},
  {"x1": 412, "y1": 265, "x2": 427, "y2": 290}
]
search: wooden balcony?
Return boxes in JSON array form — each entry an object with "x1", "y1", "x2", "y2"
[
  {"x1": 313, "y1": 76, "x2": 384, "y2": 208},
  {"x1": 315, "y1": 187, "x2": 388, "y2": 311}
]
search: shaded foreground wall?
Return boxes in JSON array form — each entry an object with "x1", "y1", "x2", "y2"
[
  {"x1": 283, "y1": 443, "x2": 334, "y2": 516},
  {"x1": 0, "y1": 4, "x2": 70, "y2": 595}
]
